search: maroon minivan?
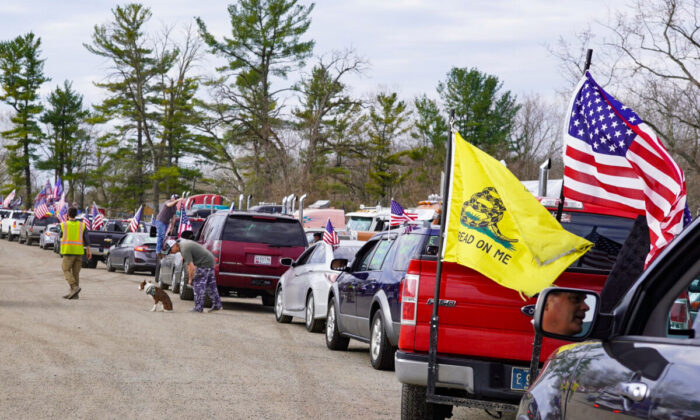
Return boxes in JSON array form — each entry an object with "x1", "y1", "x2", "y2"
[{"x1": 197, "y1": 211, "x2": 308, "y2": 306}]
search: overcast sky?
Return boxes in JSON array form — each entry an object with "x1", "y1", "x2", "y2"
[{"x1": 0, "y1": 0, "x2": 618, "y2": 110}]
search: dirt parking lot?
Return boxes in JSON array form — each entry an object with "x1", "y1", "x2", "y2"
[{"x1": 0, "y1": 239, "x2": 515, "y2": 419}]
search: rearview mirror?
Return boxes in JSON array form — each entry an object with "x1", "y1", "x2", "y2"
[
  {"x1": 534, "y1": 287, "x2": 600, "y2": 341},
  {"x1": 280, "y1": 257, "x2": 293, "y2": 266},
  {"x1": 330, "y1": 258, "x2": 349, "y2": 272}
]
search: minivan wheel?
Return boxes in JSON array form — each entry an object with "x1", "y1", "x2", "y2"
[
  {"x1": 369, "y1": 310, "x2": 395, "y2": 370},
  {"x1": 275, "y1": 287, "x2": 292, "y2": 323},
  {"x1": 401, "y1": 384, "x2": 453, "y2": 420},
  {"x1": 325, "y1": 297, "x2": 349, "y2": 351},
  {"x1": 305, "y1": 292, "x2": 323, "y2": 333}
]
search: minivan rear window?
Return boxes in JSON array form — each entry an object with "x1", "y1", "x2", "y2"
[
  {"x1": 33, "y1": 217, "x2": 58, "y2": 226},
  {"x1": 13, "y1": 212, "x2": 29, "y2": 220},
  {"x1": 222, "y1": 216, "x2": 307, "y2": 246}
]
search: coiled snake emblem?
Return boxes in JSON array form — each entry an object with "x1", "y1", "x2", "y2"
[{"x1": 460, "y1": 187, "x2": 517, "y2": 245}]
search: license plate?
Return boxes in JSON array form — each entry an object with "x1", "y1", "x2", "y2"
[
  {"x1": 254, "y1": 255, "x2": 271, "y2": 265},
  {"x1": 510, "y1": 367, "x2": 530, "y2": 391}
]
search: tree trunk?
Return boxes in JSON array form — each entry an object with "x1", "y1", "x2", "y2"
[{"x1": 137, "y1": 119, "x2": 144, "y2": 205}]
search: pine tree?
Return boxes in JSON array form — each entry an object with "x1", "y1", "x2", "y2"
[{"x1": 0, "y1": 32, "x2": 49, "y2": 206}]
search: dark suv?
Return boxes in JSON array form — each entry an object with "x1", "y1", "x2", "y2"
[
  {"x1": 190, "y1": 211, "x2": 307, "y2": 306},
  {"x1": 20, "y1": 215, "x2": 59, "y2": 246},
  {"x1": 325, "y1": 229, "x2": 427, "y2": 370}
]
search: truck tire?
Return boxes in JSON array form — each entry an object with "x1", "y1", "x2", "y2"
[
  {"x1": 87, "y1": 257, "x2": 98, "y2": 269},
  {"x1": 171, "y1": 269, "x2": 180, "y2": 294},
  {"x1": 401, "y1": 384, "x2": 453, "y2": 420},
  {"x1": 369, "y1": 310, "x2": 395, "y2": 370},
  {"x1": 305, "y1": 292, "x2": 323, "y2": 333},
  {"x1": 179, "y1": 276, "x2": 194, "y2": 301},
  {"x1": 325, "y1": 297, "x2": 349, "y2": 351},
  {"x1": 274, "y1": 286, "x2": 292, "y2": 323},
  {"x1": 25, "y1": 236, "x2": 32, "y2": 246},
  {"x1": 261, "y1": 293, "x2": 275, "y2": 306}
]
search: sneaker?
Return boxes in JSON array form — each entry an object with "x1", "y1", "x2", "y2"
[
  {"x1": 190, "y1": 308, "x2": 203, "y2": 313},
  {"x1": 66, "y1": 287, "x2": 81, "y2": 300},
  {"x1": 207, "y1": 306, "x2": 222, "y2": 313}
]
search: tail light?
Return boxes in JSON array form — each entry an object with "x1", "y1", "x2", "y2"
[
  {"x1": 211, "y1": 240, "x2": 222, "y2": 264},
  {"x1": 134, "y1": 246, "x2": 148, "y2": 252},
  {"x1": 670, "y1": 298, "x2": 689, "y2": 328},
  {"x1": 13, "y1": 221, "x2": 17, "y2": 228},
  {"x1": 400, "y1": 273, "x2": 420, "y2": 325}
]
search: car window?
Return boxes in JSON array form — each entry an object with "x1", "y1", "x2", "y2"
[
  {"x1": 392, "y1": 233, "x2": 425, "y2": 271},
  {"x1": 123, "y1": 235, "x2": 133, "y2": 245},
  {"x1": 368, "y1": 239, "x2": 394, "y2": 271},
  {"x1": 295, "y1": 245, "x2": 317, "y2": 266},
  {"x1": 12, "y1": 212, "x2": 28, "y2": 220},
  {"x1": 347, "y1": 217, "x2": 372, "y2": 231},
  {"x1": 355, "y1": 240, "x2": 381, "y2": 271},
  {"x1": 33, "y1": 217, "x2": 58, "y2": 226},
  {"x1": 560, "y1": 213, "x2": 635, "y2": 271},
  {"x1": 309, "y1": 243, "x2": 327, "y2": 265},
  {"x1": 222, "y1": 215, "x2": 306, "y2": 246},
  {"x1": 333, "y1": 245, "x2": 361, "y2": 265}
]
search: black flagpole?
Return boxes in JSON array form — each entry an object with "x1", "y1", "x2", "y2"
[
  {"x1": 534, "y1": 49, "x2": 594, "y2": 383},
  {"x1": 426, "y1": 110, "x2": 455, "y2": 400}
]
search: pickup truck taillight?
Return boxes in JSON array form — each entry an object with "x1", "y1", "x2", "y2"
[
  {"x1": 400, "y1": 273, "x2": 420, "y2": 326},
  {"x1": 211, "y1": 240, "x2": 222, "y2": 264},
  {"x1": 12, "y1": 221, "x2": 16, "y2": 228}
]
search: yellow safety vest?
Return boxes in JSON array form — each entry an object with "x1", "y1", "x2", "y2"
[{"x1": 61, "y1": 220, "x2": 85, "y2": 255}]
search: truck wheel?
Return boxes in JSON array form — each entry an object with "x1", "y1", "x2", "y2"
[
  {"x1": 179, "y1": 274, "x2": 194, "y2": 301},
  {"x1": 87, "y1": 257, "x2": 98, "y2": 269},
  {"x1": 171, "y1": 269, "x2": 180, "y2": 294},
  {"x1": 370, "y1": 310, "x2": 396, "y2": 370},
  {"x1": 275, "y1": 286, "x2": 292, "y2": 323},
  {"x1": 25, "y1": 236, "x2": 32, "y2": 246},
  {"x1": 8, "y1": 233, "x2": 14, "y2": 241},
  {"x1": 261, "y1": 293, "x2": 275, "y2": 306},
  {"x1": 305, "y1": 292, "x2": 323, "y2": 333},
  {"x1": 325, "y1": 297, "x2": 349, "y2": 351},
  {"x1": 124, "y1": 258, "x2": 134, "y2": 274},
  {"x1": 106, "y1": 256, "x2": 116, "y2": 272},
  {"x1": 401, "y1": 384, "x2": 453, "y2": 420}
]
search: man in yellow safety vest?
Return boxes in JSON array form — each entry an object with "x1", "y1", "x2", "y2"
[{"x1": 60, "y1": 207, "x2": 92, "y2": 299}]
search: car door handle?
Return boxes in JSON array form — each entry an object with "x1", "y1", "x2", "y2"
[{"x1": 617, "y1": 382, "x2": 648, "y2": 402}]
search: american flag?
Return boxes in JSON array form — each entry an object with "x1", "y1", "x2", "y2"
[
  {"x1": 390, "y1": 200, "x2": 418, "y2": 227},
  {"x1": 177, "y1": 201, "x2": 191, "y2": 237},
  {"x1": 128, "y1": 205, "x2": 143, "y2": 233},
  {"x1": 34, "y1": 199, "x2": 49, "y2": 219},
  {"x1": 563, "y1": 72, "x2": 687, "y2": 266},
  {"x1": 83, "y1": 212, "x2": 92, "y2": 230},
  {"x1": 91, "y1": 203, "x2": 104, "y2": 230},
  {"x1": 323, "y1": 218, "x2": 339, "y2": 246},
  {"x1": 57, "y1": 203, "x2": 68, "y2": 223},
  {"x1": 53, "y1": 176, "x2": 63, "y2": 202},
  {"x1": 34, "y1": 181, "x2": 50, "y2": 206},
  {"x1": 2, "y1": 189, "x2": 15, "y2": 208},
  {"x1": 580, "y1": 228, "x2": 623, "y2": 270}
]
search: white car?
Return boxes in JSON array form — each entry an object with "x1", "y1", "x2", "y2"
[
  {"x1": 1, "y1": 210, "x2": 31, "y2": 241},
  {"x1": 275, "y1": 240, "x2": 363, "y2": 332}
]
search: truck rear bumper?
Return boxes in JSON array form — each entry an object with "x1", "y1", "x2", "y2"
[{"x1": 395, "y1": 350, "x2": 526, "y2": 404}]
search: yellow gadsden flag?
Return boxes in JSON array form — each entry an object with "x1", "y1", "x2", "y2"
[{"x1": 443, "y1": 132, "x2": 593, "y2": 297}]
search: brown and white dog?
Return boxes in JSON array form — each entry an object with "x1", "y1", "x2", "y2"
[{"x1": 139, "y1": 280, "x2": 173, "y2": 312}]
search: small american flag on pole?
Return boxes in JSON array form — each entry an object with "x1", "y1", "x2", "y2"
[
  {"x1": 323, "y1": 218, "x2": 339, "y2": 246},
  {"x1": 390, "y1": 200, "x2": 417, "y2": 227},
  {"x1": 34, "y1": 199, "x2": 49, "y2": 219},
  {"x1": 128, "y1": 205, "x2": 143, "y2": 233},
  {"x1": 177, "y1": 201, "x2": 191, "y2": 237},
  {"x1": 563, "y1": 72, "x2": 688, "y2": 265},
  {"x1": 92, "y1": 203, "x2": 104, "y2": 231}
]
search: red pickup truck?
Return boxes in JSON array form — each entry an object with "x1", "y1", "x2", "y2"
[{"x1": 395, "y1": 200, "x2": 639, "y2": 419}]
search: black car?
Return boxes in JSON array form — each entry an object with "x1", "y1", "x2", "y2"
[
  {"x1": 105, "y1": 233, "x2": 157, "y2": 274},
  {"x1": 519, "y1": 216, "x2": 700, "y2": 419}
]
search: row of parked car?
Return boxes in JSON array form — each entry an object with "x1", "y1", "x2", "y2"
[{"x1": 4, "y1": 197, "x2": 700, "y2": 419}]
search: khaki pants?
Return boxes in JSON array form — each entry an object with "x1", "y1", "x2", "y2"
[{"x1": 62, "y1": 255, "x2": 82, "y2": 289}]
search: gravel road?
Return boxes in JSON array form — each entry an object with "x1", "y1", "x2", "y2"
[{"x1": 0, "y1": 238, "x2": 516, "y2": 420}]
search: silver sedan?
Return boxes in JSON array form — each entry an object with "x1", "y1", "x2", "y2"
[{"x1": 275, "y1": 240, "x2": 363, "y2": 332}]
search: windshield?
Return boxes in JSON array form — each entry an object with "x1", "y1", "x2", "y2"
[
  {"x1": 33, "y1": 217, "x2": 59, "y2": 226},
  {"x1": 222, "y1": 215, "x2": 307, "y2": 246},
  {"x1": 347, "y1": 216, "x2": 372, "y2": 231},
  {"x1": 560, "y1": 212, "x2": 635, "y2": 271}
]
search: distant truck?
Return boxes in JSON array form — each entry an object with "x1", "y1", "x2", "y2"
[{"x1": 395, "y1": 200, "x2": 639, "y2": 418}]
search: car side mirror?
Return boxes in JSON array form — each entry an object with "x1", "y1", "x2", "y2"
[
  {"x1": 149, "y1": 225, "x2": 157, "y2": 238},
  {"x1": 280, "y1": 257, "x2": 293, "y2": 266},
  {"x1": 330, "y1": 258, "x2": 349, "y2": 272},
  {"x1": 534, "y1": 287, "x2": 600, "y2": 341},
  {"x1": 689, "y1": 279, "x2": 700, "y2": 293}
]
